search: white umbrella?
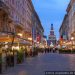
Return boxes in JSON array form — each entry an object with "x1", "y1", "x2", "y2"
[{"x1": 50, "y1": 42, "x2": 54, "y2": 48}]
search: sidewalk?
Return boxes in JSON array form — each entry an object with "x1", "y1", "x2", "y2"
[
  {"x1": 1, "y1": 53, "x2": 75, "y2": 75},
  {"x1": 1, "y1": 62, "x2": 28, "y2": 75}
]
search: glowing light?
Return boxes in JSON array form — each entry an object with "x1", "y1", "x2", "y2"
[
  {"x1": 12, "y1": 46, "x2": 19, "y2": 50},
  {"x1": 28, "y1": 38, "x2": 32, "y2": 41},
  {"x1": 5, "y1": 42, "x2": 8, "y2": 44},
  {"x1": 71, "y1": 37, "x2": 74, "y2": 40},
  {"x1": 17, "y1": 33, "x2": 22, "y2": 37},
  {"x1": 63, "y1": 42, "x2": 66, "y2": 44}
]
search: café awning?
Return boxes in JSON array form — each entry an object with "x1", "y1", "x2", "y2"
[
  {"x1": 0, "y1": 36, "x2": 18, "y2": 42},
  {"x1": 0, "y1": 33, "x2": 32, "y2": 46},
  {"x1": 20, "y1": 40, "x2": 32, "y2": 46}
]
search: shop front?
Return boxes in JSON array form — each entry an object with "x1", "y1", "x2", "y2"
[{"x1": 0, "y1": 33, "x2": 19, "y2": 73}]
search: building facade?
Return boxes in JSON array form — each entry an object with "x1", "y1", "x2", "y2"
[
  {"x1": 0, "y1": 0, "x2": 44, "y2": 50},
  {"x1": 59, "y1": 0, "x2": 75, "y2": 40},
  {"x1": 0, "y1": 0, "x2": 44, "y2": 73},
  {"x1": 59, "y1": 0, "x2": 75, "y2": 49},
  {"x1": 42, "y1": 35, "x2": 47, "y2": 48},
  {"x1": 32, "y1": 10, "x2": 44, "y2": 48},
  {"x1": 66, "y1": 0, "x2": 75, "y2": 40},
  {"x1": 59, "y1": 14, "x2": 69, "y2": 41},
  {"x1": 0, "y1": 0, "x2": 34, "y2": 43}
]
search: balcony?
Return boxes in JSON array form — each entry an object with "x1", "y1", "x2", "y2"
[
  {"x1": 0, "y1": 0, "x2": 9, "y2": 14},
  {"x1": 14, "y1": 21, "x2": 24, "y2": 30}
]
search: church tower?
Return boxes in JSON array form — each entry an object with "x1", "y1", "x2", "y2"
[{"x1": 47, "y1": 24, "x2": 56, "y2": 46}]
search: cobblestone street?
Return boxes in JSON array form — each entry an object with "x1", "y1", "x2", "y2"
[{"x1": 1, "y1": 53, "x2": 75, "y2": 75}]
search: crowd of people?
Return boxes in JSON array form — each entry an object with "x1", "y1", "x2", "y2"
[
  {"x1": 24, "y1": 47, "x2": 58, "y2": 58},
  {"x1": 44, "y1": 48, "x2": 58, "y2": 53}
]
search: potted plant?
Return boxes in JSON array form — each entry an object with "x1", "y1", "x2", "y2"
[{"x1": 17, "y1": 48, "x2": 23, "y2": 64}]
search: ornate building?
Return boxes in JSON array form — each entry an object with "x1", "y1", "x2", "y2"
[
  {"x1": 66, "y1": 0, "x2": 75, "y2": 40},
  {"x1": 0, "y1": 0, "x2": 34, "y2": 44},
  {"x1": 0, "y1": 0, "x2": 44, "y2": 73},
  {"x1": 32, "y1": 10, "x2": 44, "y2": 48},
  {"x1": 47, "y1": 24, "x2": 56, "y2": 46},
  {"x1": 59, "y1": 14, "x2": 69, "y2": 41},
  {"x1": 59, "y1": 0, "x2": 75, "y2": 49},
  {"x1": 60, "y1": 0, "x2": 75, "y2": 40}
]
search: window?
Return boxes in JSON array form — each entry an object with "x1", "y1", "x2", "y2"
[{"x1": 12, "y1": 0, "x2": 14, "y2": 4}]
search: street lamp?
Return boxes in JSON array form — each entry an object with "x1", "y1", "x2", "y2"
[
  {"x1": 71, "y1": 37, "x2": 74, "y2": 40},
  {"x1": 17, "y1": 33, "x2": 23, "y2": 50},
  {"x1": 28, "y1": 38, "x2": 32, "y2": 41},
  {"x1": 17, "y1": 33, "x2": 23, "y2": 37}
]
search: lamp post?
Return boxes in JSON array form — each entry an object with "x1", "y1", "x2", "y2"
[
  {"x1": 17, "y1": 33, "x2": 23, "y2": 47},
  {"x1": 10, "y1": 32, "x2": 23, "y2": 66}
]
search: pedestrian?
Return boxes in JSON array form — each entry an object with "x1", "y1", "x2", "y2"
[{"x1": 53, "y1": 48, "x2": 55, "y2": 53}]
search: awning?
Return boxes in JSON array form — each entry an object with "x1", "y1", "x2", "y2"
[
  {"x1": 20, "y1": 40, "x2": 32, "y2": 46},
  {"x1": 0, "y1": 36, "x2": 18, "y2": 42},
  {"x1": 0, "y1": 33, "x2": 32, "y2": 46}
]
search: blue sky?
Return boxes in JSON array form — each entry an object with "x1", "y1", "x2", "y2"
[{"x1": 32, "y1": 0, "x2": 70, "y2": 40}]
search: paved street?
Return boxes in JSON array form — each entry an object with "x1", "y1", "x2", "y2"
[{"x1": 1, "y1": 53, "x2": 75, "y2": 75}]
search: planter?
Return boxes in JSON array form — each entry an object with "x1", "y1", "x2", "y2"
[
  {"x1": 59, "y1": 49, "x2": 71, "y2": 54},
  {"x1": 72, "y1": 50, "x2": 75, "y2": 54},
  {"x1": 17, "y1": 52, "x2": 23, "y2": 64}
]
